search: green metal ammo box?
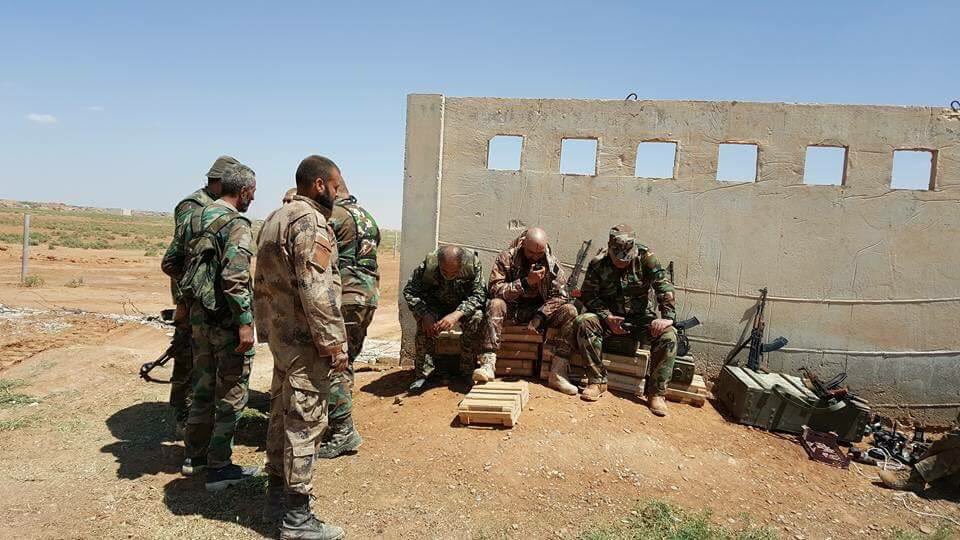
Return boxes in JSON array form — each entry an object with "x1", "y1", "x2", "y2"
[{"x1": 670, "y1": 356, "x2": 695, "y2": 386}]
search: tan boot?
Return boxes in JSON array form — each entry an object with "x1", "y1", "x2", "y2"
[
  {"x1": 648, "y1": 395, "x2": 669, "y2": 417},
  {"x1": 878, "y1": 469, "x2": 926, "y2": 492},
  {"x1": 472, "y1": 352, "x2": 496, "y2": 384},
  {"x1": 548, "y1": 355, "x2": 578, "y2": 396},
  {"x1": 581, "y1": 383, "x2": 606, "y2": 402}
]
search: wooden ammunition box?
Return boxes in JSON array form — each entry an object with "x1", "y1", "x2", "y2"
[
  {"x1": 436, "y1": 331, "x2": 462, "y2": 356},
  {"x1": 666, "y1": 374, "x2": 708, "y2": 407},
  {"x1": 458, "y1": 381, "x2": 529, "y2": 427},
  {"x1": 495, "y1": 358, "x2": 535, "y2": 377}
]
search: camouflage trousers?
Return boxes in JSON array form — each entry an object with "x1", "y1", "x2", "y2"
[
  {"x1": 915, "y1": 431, "x2": 960, "y2": 486},
  {"x1": 415, "y1": 309, "x2": 484, "y2": 378},
  {"x1": 481, "y1": 298, "x2": 577, "y2": 356},
  {"x1": 575, "y1": 314, "x2": 678, "y2": 393},
  {"x1": 264, "y1": 340, "x2": 331, "y2": 496},
  {"x1": 328, "y1": 304, "x2": 377, "y2": 424},
  {"x1": 184, "y1": 323, "x2": 253, "y2": 468},
  {"x1": 168, "y1": 303, "x2": 194, "y2": 422}
]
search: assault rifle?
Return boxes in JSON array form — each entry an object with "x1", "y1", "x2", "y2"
[
  {"x1": 139, "y1": 309, "x2": 185, "y2": 384},
  {"x1": 725, "y1": 288, "x2": 788, "y2": 371},
  {"x1": 565, "y1": 239, "x2": 592, "y2": 298}
]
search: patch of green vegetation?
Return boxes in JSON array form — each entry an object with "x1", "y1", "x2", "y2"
[
  {"x1": 579, "y1": 500, "x2": 776, "y2": 540},
  {"x1": 0, "y1": 416, "x2": 34, "y2": 431},
  {"x1": 19, "y1": 275, "x2": 45, "y2": 288},
  {"x1": 891, "y1": 527, "x2": 956, "y2": 540},
  {"x1": 0, "y1": 379, "x2": 39, "y2": 408}
]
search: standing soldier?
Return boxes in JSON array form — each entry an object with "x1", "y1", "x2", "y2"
[
  {"x1": 402, "y1": 245, "x2": 487, "y2": 393},
  {"x1": 574, "y1": 224, "x2": 678, "y2": 413},
  {"x1": 178, "y1": 164, "x2": 259, "y2": 489},
  {"x1": 255, "y1": 155, "x2": 347, "y2": 539},
  {"x1": 316, "y1": 180, "x2": 381, "y2": 459},
  {"x1": 161, "y1": 155, "x2": 238, "y2": 435},
  {"x1": 476, "y1": 228, "x2": 579, "y2": 394}
]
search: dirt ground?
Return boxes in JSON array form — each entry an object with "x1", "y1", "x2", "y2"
[{"x1": 0, "y1": 241, "x2": 958, "y2": 540}]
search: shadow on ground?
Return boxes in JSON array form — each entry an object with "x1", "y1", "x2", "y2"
[
  {"x1": 101, "y1": 390, "x2": 271, "y2": 480},
  {"x1": 163, "y1": 474, "x2": 275, "y2": 538}
]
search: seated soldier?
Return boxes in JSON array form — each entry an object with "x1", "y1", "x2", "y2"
[
  {"x1": 402, "y1": 245, "x2": 487, "y2": 393},
  {"x1": 574, "y1": 224, "x2": 678, "y2": 413},
  {"x1": 879, "y1": 416, "x2": 960, "y2": 493},
  {"x1": 474, "y1": 228, "x2": 578, "y2": 394}
]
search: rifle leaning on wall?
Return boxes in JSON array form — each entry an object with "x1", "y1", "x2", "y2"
[
  {"x1": 565, "y1": 240, "x2": 592, "y2": 310},
  {"x1": 724, "y1": 287, "x2": 788, "y2": 371}
]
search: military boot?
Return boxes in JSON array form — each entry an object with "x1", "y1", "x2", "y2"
[
  {"x1": 648, "y1": 395, "x2": 669, "y2": 417},
  {"x1": 548, "y1": 355, "x2": 578, "y2": 396},
  {"x1": 315, "y1": 416, "x2": 362, "y2": 459},
  {"x1": 581, "y1": 383, "x2": 607, "y2": 402},
  {"x1": 280, "y1": 493, "x2": 345, "y2": 540},
  {"x1": 878, "y1": 469, "x2": 926, "y2": 492},
  {"x1": 262, "y1": 474, "x2": 285, "y2": 523},
  {"x1": 472, "y1": 352, "x2": 497, "y2": 384}
]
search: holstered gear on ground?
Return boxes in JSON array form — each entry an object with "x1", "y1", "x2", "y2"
[
  {"x1": 547, "y1": 354, "x2": 578, "y2": 395},
  {"x1": 472, "y1": 352, "x2": 497, "y2": 383},
  {"x1": 280, "y1": 493, "x2": 345, "y2": 540}
]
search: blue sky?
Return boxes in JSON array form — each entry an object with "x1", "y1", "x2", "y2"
[{"x1": 1, "y1": 1, "x2": 957, "y2": 227}]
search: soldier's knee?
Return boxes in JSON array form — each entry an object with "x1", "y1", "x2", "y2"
[
  {"x1": 486, "y1": 298, "x2": 507, "y2": 317},
  {"x1": 575, "y1": 313, "x2": 601, "y2": 331},
  {"x1": 556, "y1": 303, "x2": 578, "y2": 322},
  {"x1": 659, "y1": 327, "x2": 678, "y2": 344}
]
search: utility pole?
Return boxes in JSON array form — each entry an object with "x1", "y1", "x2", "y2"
[{"x1": 20, "y1": 213, "x2": 30, "y2": 283}]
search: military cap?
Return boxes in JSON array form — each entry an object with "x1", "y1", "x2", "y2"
[
  {"x1": 608, "y1": 223, "x2": 639, "y2": 262},
  {"x1": 206, "y1": 155, "x2": 240, "y2": 179}
]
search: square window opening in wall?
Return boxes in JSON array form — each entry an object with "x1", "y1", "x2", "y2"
[
  {"x1": 635, "y1": 141, "x2": 677, "y2": 179},
  {"x1": 716, "y1": 143, "x2": 758, "y2": 183},
  {"x1": 891, "y1": 150, "x2": 935, "y2": 190},
  {"x1": 560, "y1": 138, "x2": 598, "y2": 176},
  {"x1": 803, "y1": 146, "x2": 847, "y2": 186},
  {"x1": 487, "y1": 135, "x2": 523, "y2": 171}
]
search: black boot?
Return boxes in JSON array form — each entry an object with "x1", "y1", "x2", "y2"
[
  {"x1": 280, "y1": 493, "x2": 345, "y2": 540},
  {"x1": 315, "y1": 416, "x2": 362, "y2": 459},
  {"x1": 262, "y1": 474, "x2": 285, "y2": 523}
]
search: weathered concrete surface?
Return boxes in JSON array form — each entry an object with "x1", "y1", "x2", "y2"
[{"x1": 400, "y1": 95, "x2": 960, "y2": 423}]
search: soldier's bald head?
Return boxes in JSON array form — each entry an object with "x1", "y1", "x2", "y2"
[
  {"x1": 438, "y1": 245, "x2": 465, "y2": 280},
  {"x1": 522, "y1": 227, "x2": 548, "y2": 262}
]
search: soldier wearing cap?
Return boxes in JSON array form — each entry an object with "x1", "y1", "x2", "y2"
[
  {"x1": 573, "y1": 224, "x2": 678, "y2": 414},
  {"x1": 161, "y1": 155, "x2": 239, "y2": 435}
]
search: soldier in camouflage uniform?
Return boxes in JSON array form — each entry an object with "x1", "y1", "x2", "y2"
[
  {"x1": 315, "y1": 183, "x2": 381, "y2": 460},
  {"x1": 402, "y1": 245, "x2": 487, "y2": 393},
  {"x1": 255, "y1": 155, "x2": 347, "y2": 540},
  {"x1": 477, "y1": 228, "x2": 578, "y2": 394},
  {"x1": 160, "y1": 155, "x2": 237, "y2": 434},
  {"x1": 179, "y1": 164, "x2": 260, "y2": 490},
  {"x1": 575, "y1": 224, "x2": 678, "y2": 413}
]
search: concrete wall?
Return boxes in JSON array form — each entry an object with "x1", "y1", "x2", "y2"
[{"x1": 400, "y1": 94, "x2": 960, "y2": 423}]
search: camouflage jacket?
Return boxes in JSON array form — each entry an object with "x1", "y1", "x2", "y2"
[
  {"x1": 254, "y1": 195, "x2": 348, "y2": 358},
  {"x1": 580, "y1": 245, "x2": 676, "y2": 322},
  {"x1": 403, "y1": 250, "x2": 487, "y2": 318},
  {"x1": 184, "y1": 199, "x2": 254, "y2": 328},
  {"x1": 329, "y1": 195, "x2": 381, "y2": 307},
  {"x1": 161, "y1": 187, "x2": 217, "y2": 303},
  {"x1": 488, "y1": 237, "x2": 570, "y2": 319}
]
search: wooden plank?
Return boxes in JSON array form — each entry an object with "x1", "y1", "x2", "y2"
[
  {"x1": 473, "y1": 380, "x2": 530, "y2": 406},
  {"x1": 496, "y1": 333, "x2": 544, "y2": 343},
  {"x1": 665, "y1": 386, "x2": 706, "y2": 407},
  {"x1": 458, "y1": 410, "x2": 516, "y2": 427},
  {"x1": 496, "y1": 350, "x2": 539, "y2": 361},
  {"x1": 458, "y1": 400, "x2": 516, "y2": 413},
  {"x1": 496, "y1": 341, "x2": 540, "y2": 353},
  {"x1": 669, "y1": 374, "x2": 707, "y2": 395}
]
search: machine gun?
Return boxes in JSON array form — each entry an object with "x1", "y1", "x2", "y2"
[
  {"x1": 139, "y1": 309, "x2": 186, "y2": 384},
  {"x1": 725, "y1": 288, "x2": 788, "y2": 371},
  {"x1": 565, "y1": 239, "x2": 592, "y2": 302}
]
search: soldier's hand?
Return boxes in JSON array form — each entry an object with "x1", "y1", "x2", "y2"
[
  {"x1": 236, "y1": 324, "x2": 255, "y2": 353},
  {"x1": 421, "y1": 314, "x2": 438, "y2": 337},
  {"x1": 649, "y1": 318, "x2": 673, "y2": 338},
  {"x1": 525, "y1": 314, "x2": 544, "y2": 335},
  {"x1": 526, "y1": 266, "x2": 547, "y2": 287},
  {"x1": 435, "y1": 311, "x2": 463, "y2": 333},
  {"x1": 606, "y1": 315, "x2": 628, "y2": 335},
  {"x1": 332, "y1": 350, "x2": 349, "y2": 373}
]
